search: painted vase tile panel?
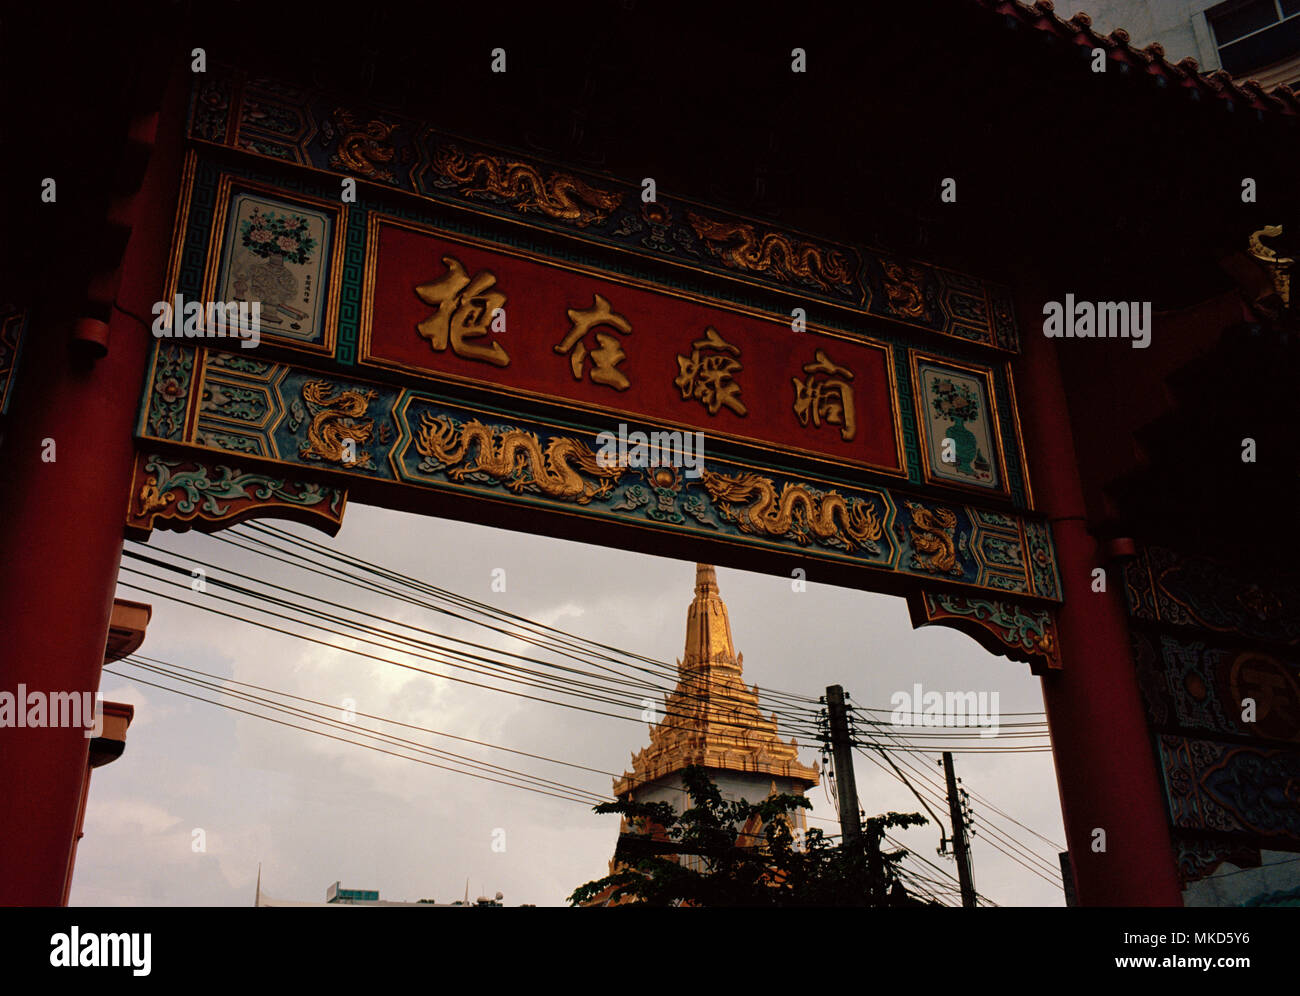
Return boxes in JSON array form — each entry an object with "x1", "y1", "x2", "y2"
[
  {"x1": 917, "y1": 359, "x2": 1000, "y2": 491},
  {"x1": 215, "y1": 191, "x2": 333, "y2": 345}
]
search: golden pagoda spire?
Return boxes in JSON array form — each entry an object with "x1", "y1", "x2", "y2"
[
  {"x1": 694, "y1": 563, "x2": 718, "y2": 595},
  {"x1": 682, "y1": 563, "x2": 740, "y2": 675},
  {"x1": 613, "y1": 563, "x2": 819, "y2": 797}
]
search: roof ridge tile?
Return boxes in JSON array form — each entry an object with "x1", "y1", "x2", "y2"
[{"x1": 972, "y1": 0, "x2": 1299, "y2": 118}]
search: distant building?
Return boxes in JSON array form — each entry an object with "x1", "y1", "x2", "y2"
[
  {"x1": 325, "y1": 881, "x2": 378, "y2": 904},
  {"x1": 254, "y1": 875, "x2": 510, "y2": 907},
  {"x1": 1065, "y1": 0, "x2": 1300, "y2": 87}
]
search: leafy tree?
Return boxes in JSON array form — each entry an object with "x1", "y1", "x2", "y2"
[{"x1": 569, "y1": 765, "x2": 930, "y2": 907}]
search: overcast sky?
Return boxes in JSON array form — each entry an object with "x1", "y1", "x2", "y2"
[{"x1": 72, "y1": 500, "x2": 1067, "y2": 907}]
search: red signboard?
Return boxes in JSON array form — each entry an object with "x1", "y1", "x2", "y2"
[{"x1": 361, "y1": 216, "x2": 905, "y2": 475}]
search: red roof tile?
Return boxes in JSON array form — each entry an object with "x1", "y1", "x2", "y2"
[{"x1": 976, "y1": 0, "x2": 1300, "y2": 118}]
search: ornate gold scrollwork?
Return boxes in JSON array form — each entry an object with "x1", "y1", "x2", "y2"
[{"x1": 138, "y1": 476, "x2": 173, "y2": 516}]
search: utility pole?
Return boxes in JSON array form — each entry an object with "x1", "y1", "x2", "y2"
[
  {"x1": 942, "y1": 751, "x2": 977, "y2": 908},
  {"x1": 824, "y1": 685, "x2": 861, "y2": 848},
  {"x1": 825, "y1": 684, "x2": 889, "y2": 904}
]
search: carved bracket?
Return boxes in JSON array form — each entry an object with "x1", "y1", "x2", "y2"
[
  {"x1": 908, "y1": 590, "x2": 1062, "y2": 674},
  {"x1": 125, "y1": 450, "x2": 347, "y2": 540}
]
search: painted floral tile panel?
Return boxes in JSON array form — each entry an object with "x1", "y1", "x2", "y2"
[
  {"x1": 917, "y1": 359, "x2": 1000, "y2": 490},
  {"x1": 214, "y1": 191, "x2": 332, "y2": 344}
]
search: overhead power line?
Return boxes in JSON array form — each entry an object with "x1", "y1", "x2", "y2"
[
  {"x1": 123, "y1": 653, "x2": 618, "y2": 779},
  {"x1": 122, "y1": 536, "x2": 829, "y2": 736},
  {"x1": 103, "y1": 665, "x2": 604, "y2": 807},
  {"x1": 117, "y1": 562, "x2": 823, "y2": 738},
  {"x1": 853, "y1": 742, "x2": 1063, "y2": 886}
]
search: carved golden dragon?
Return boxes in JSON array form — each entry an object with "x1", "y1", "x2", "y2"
[
  {"x1": 906, "y1": 501, "x2": 959, "y2": 574},
  {"x1": 300, "y1": 381, "x2": 378, "y2": 466},
  {"x1": 700, "y1": 470, "x2": 882, "y2": 551},
  {"x1": 415, "y1": 415, "x2": 624, "y2": 504},
  {"x1": 686, "y1": 211, "x2": 853, "y2": 291},
  {"x1": 882, "y1": 261, "x2": 929, "y2": 320},
  {"x1": 330, "y1": 109, "x2": 398, "y2": 182},
  {"x1": 431, "y1": 144, "x2": 624, "y2": 227}
]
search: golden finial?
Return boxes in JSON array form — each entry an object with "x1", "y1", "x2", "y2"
[
  {"x1": 1248, "y1": 225, "x2": 1293, "y2": 306},
  {"x1": 694, "y1": 563, "x2": 719, "y2": 596}
]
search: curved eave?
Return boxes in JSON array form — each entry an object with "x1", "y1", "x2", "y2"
[{"x1": 978, "y1": 0, "x2": 1300, "y2": 121}]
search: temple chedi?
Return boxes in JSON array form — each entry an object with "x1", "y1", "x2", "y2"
[{"x1": 606, "y1": 564, "x2": 820, "y2": 870}]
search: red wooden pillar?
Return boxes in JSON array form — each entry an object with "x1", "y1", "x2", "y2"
[
  {"x1": 1014, "y1": 290, "x2": 1183, "y2": 906},
  {"x1": 0, "y1": 314, "x2": 150, "y2": 905},
  {"x1": 61, "y1": 764, "x2": 95, "y2": 907},
  {"x1": 0, "y1": 64, "x2": 185, "y2": 906}
]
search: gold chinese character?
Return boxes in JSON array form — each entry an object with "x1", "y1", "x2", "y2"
[
  {"x1": 554, "y1": 293, "x2": 633, "y2": 391},
  {"x1": 792, "y1": 349, "x2": 856, "y2": 441},
  {"x1": 414, "y1": 255, "x2": 509, "y2": 368},
  {"x1": 674, "y1": 327, "x2": 747, "y2": 416}
]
